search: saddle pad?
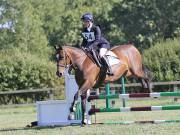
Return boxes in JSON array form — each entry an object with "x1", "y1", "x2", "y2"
[{"x1": 105, "y1": 51, "x2": 120, "y2": 66}]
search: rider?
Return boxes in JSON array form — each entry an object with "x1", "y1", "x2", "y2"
[{"x1": 80, "y1": 12, "x2": 113, "y2": 76}]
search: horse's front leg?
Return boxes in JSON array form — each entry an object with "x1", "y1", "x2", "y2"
[
  {"x1": 68, "y1": 91, "x2": 78, "y2": 120},
  {"x1": 69, "y1": 91, "x2": 91, "y2": 125},
  {"x1": 68, "y1": 80, "x2": 92, "y2": 125},
  {"x1": 78, "y1": 80, "x2": 92, "y2": 125}
]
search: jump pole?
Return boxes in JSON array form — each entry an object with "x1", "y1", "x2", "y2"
[
  {"x1": 104, "y1": 77, "x2": 126, "y2": 108},
  {"x1": 103, "y1": 119, "x2": 180, "y2": 125},
  {"x1": 121, "y1": 77, "x2": 126, "y2": 107},
  {"x1": 89, "y1": 105, "x2": 180, "y2": 114},
  {"x1": 74, "y1": 97, "x2": 82, "y2": 121},
  {"x1": 87, "y1": 91, "x2": 180, "y2": 101},
  {"x1": 105, "y1": 83, "x2": 111, "y2": 109}
]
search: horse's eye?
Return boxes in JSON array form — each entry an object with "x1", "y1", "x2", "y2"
[
  {"x1": 56, "y1": 54, "x2": 64, "y2": 60},
  {"x1": 56, "y1": 54, "x2": 60, "y2": 60}
]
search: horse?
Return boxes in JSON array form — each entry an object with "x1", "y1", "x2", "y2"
[{"x1": 54, "y1": 44, "x2": 152, "y2": 125}]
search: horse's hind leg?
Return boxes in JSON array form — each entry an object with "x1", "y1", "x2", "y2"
[
  {"x1": 140, "y1": 78, "x2": 147, "y2": 88},
  {"x1": 143, "y1": 66, "x2": 153, "y2": 92},
  {"x1": 132, "y1": 69, "x2": 152, "y2": 93},
  {"x1": 139, "y1": 78, "x2": 152, "y2": 93}
]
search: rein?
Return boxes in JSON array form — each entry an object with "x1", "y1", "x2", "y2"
[{"x1": 82, "y1": 47, "x2": 101, "y2": 67}]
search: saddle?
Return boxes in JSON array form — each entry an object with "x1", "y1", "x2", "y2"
[{"x1": 82, "y1": 47, "x2": 120, "y2": 67}]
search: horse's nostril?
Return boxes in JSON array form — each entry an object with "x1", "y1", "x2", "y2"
[{"x1": 56, "y1": 71, "x2": 62, "y2": 77}]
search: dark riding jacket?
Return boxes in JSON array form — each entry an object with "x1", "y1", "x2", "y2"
[{"x1": 81, "y1": 25, "x2": 110, "y2": 50}]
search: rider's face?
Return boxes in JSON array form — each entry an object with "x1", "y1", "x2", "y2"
[{"x1": 83, "y1": 20, "x2": 91, "y2": 28}]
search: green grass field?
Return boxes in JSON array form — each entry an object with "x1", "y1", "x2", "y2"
[{"x1": 0, "y1": 99, "x2": 180, "y2": 135}]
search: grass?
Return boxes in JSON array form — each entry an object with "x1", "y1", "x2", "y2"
[{"x1": 0, "y1": 99, "x2": 180, "y2": 135}]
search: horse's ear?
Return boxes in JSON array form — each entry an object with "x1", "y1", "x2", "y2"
[
  {"x1": 54, "y1": 45, "x2": 62, "y2": 50},
  {"x1": 54, "y1": 45, "x2": 59, "y2": 50},
  {"x1": 59, "y1": 45, "x2": 63, "y2": 50}
]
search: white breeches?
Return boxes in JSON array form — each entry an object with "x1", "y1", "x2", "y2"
[{"x1": 99, "y1": 48, "x2": 107, "y2": 58}]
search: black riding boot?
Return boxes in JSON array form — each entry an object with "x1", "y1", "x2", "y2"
[{"x1": 102, "y1": 56, "x2": 114, "y2": 76}]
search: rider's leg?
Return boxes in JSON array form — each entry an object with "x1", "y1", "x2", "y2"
[{"x1": 99, "y1": 48, "x2": 114, "y2": 76}]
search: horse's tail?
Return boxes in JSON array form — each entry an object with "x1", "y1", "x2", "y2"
[{"x1": 142, "y1": 64, "x2": 153, "y2": 81}]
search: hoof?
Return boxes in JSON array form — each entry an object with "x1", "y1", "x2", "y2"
[
  {"x1": 81, "y1": 121, "x2": 86, "y2": 127},
  {"x1": 68, "y1": 112, "x2": 75, "y2": 120},
  {"x1": 84, "y1": 118, "x2": 92, "y2": 125},
  {"x1": 73, "y1": 106, "x2": 76, "y2": 112},
  {"x1": 107, "y1": 72, "x2": 114, "y2": 76}
]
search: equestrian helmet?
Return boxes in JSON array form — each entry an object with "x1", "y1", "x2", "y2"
[{"x1": 81, "y1": 13, "x2": 93, "y2": 22}]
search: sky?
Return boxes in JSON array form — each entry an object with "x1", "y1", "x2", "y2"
[{"x1": 0, "y1": 6, "x2": 15, "y2": 32}]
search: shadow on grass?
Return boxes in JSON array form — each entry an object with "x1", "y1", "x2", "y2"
[{"x1": 0, "y1": 124, "x2": 82, "y2": 132}]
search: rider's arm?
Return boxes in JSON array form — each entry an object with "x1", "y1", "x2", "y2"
[{"x1": 90, "y1": 26, "x2": 101, "y2": 47}]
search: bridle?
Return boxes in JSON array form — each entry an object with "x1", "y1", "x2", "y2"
[
  {"x1": 56, "y1": 49, "x2": 73, "y2": 70},
  {"x1": 57, "y1": 49, "x2": 68, "y2": 68}
]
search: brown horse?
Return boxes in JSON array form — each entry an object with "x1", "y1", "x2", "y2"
[{"x1": 55, "y1": 44, "x2": 152, "y2": 125}]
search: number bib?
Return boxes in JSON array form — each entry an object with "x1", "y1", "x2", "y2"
[{"x1": 82, "y1": 32, "x2": 95, "y2": 42}]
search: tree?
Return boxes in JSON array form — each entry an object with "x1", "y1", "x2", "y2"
[
  {"x1": 14, "y1": 1, "x2": 50, "y2": 57},
  {"x1": 0, "y1": 0, "x2": 17, "y2": 49},
  {"x1": 0, "y1": 0, "x2": 50, "y2": 57},
  {"x1": 143, "y1": 38, "x2": 180, "y2": 81},
  {"x1": 110, "y1": 0, "x2": 180, "y2": 50}
]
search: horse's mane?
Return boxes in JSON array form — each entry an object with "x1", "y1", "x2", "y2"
[
  {"x1": 63, "y1": 46, "x2": 87, "y2": 57},
  {"x1": 63, "y1": 46, "x2": 83, "y2": 52}
]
